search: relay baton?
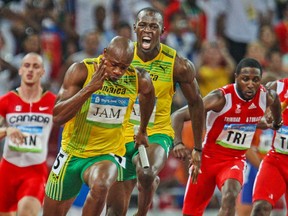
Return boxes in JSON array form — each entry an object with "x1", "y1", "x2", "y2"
[{"x1": 133, "y1": 125, "x2": 150, "y2": 168}]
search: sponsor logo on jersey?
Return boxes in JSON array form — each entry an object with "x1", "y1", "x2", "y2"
[
  {"x1": 39, "y1": 106, "x2": 49, "y2": 111},
  {"x1": 248, "y1": 103, "x2": 257, "y2": 109}
]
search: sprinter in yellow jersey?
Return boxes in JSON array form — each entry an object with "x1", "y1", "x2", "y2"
[
  {"x1": 43, "y1": 36, "x2": 155, "y2": 216},
  {"x1": 107, "y1": 8, "x2": 204, "y2": 216}
]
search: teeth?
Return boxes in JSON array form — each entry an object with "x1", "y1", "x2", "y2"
[{"x1": 143, "y1": 36, "x2": 151, "y2": 40}]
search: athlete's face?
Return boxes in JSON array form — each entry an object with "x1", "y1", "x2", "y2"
[
  {"x1": 134, "y1": 10, "x2": 164, "y2": 53},
  {"x1": 102, "y1": 50, "x2": 132, "y2": 82},
  {"x1": 19, "y1": 55, "x2": 44, "y2": 85},
  {"x1": 235, "y1": 67, "x2": 262, "y2": 101}
]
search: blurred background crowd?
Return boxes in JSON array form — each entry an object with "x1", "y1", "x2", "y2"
[{"x1": 1, "y1": 0, "x2": 288, "y2": 213}]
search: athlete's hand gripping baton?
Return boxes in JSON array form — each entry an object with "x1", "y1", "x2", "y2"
[{"x1": 133, "y1": 125, "x2": 150, "y2": 168}]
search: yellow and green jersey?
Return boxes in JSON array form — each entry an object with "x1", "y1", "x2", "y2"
[
  {"x1": 61, "y1": 56, "x2": 138, "y2": 157},
  {"x1": 126, "y1": 43, "x2": 176, "y2": 142}
]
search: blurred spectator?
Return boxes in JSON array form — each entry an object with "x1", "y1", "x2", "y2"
[
  {"x1": 180, "y1": 0, "x2": 207, "y2": 44},
  {"x1": 57, "y1": 30, "x2": 101, "y2": 88},
  {"x1": 160, "y1": 0, "x2": 181, "y2": 32},
  {"x1": 0, "y1": 32, "x2": 18, "y2": 95},
  {"x1": 74, "y1": 0, "x2": 112, "y2": 37},
  {"x1": 10, "y1": 33, "x2": 52, "y2": 90},
  {"x1": 264, "y1": 49, "x2": 288, "y2": 79},
  {"x1": 274, "y1": 3, "x2": 288, "y2": 54},
  {"x1": 93, "y1": 4, "x2": 116, "y2": 52},
  {"x1": 244, "y1": 41, "x2": 267, "y2": 67},
  {"x1": 165, "y1": 11, "x2": 197, "y2": 61},
  {"x1": 216, "y1": 0, "x2": 276, "y2": 63},
  {"x1": 115, "y1": 21, "x2": 133, "y2": 40},
  {"x1": 0, "y1": 1, "x2": 25, "y2": 55},
  {"x1": 258, "y1": 24, "x2": 279, "y2": 55},
  {"x1": 196, "y1": 0, "x2": 223, "y2": 42},
  {"x1": 196, "y1": 39, "x2": 235, "y2": 97}
]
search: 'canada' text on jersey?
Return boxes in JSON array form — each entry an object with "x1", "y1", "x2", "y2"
[{"x1": 8, "y1": 114, "x2": 51, "y2": 124}]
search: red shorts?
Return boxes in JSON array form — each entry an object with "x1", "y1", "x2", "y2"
[
  {"x1": 253, "y1": 151, "x2": 288, "y2": 206},
  {"x1": 0, "y1": 159, "x2": 48, "y2": 212},
  {"x1": 182, "y1": 153, "x2": 246, "y2": 216}
]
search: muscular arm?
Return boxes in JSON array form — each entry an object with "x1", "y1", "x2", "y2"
[
  {"x1": 265, "y1": 81, "x2": 282, "y2": 128},
  {"x1": 173, "y1": 55, "x2": 204, "y2": 183},
  {"x1": 137, "y1": 67, "x2": 155, "y2": 133},
  {"x1": 174, "y1": 55, "x2": 204, "y2": 151},
  {"x1": 53, "y1": 61, "x2": 108, "y2": 125},
  {"x1": 203, "y1": 89, "x2": 226, "y2": 113},
  {"x1": 171, "y1": 86, "x2": 225, "y2": 182},
  {"x1": 172, "y1": 89, "x2": 226, "y2": 145},
  {"x1": 171, "y1": 105, "x2": 190, "y2": 146},
  {"x1": 134, "y1": 67, "x2": 155, "y2": 147}
]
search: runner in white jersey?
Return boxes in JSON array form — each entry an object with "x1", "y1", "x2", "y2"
[{"x1": 0, "y1": 52, "x2": 56, "y2": 216}]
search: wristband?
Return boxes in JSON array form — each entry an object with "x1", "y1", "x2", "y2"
[
  {"x1": 193, "y1": 147, "x2": 202, "y2": 152},
  {"x1": 173, "y1": 141, "x2": 184, "y2": 148},
  {"x1": 272, "y1": 120, "x2": 283, "y2": 130}
]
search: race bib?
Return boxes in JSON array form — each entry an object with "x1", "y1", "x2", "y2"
[
  {"x1": 129, "y1": 97, "x2": 157, "y2": 127},
  {"x1": 216, "y1": 124, "x2": 256, "y2": 150},
  {"x1": 274, "y1": 125, "x2": 288, "y2": 154},
  {"x1": 109, "y1": 153, "x2": 126, "y2": 168},
  {"x1": 87, "y1": 94, "x2": 129, "y2": 128},
  {"x1": 8, "y1": 126, "x2": 44, "y2": 153},
  {"x1": 51, "y1": 148, "x2": 68, "y2": 175}
]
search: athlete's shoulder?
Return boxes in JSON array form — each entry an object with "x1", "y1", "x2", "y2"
[
  {"x1": 82, "y1": 57, "x2": 99, "y2": 65},
  {"x1": 0, "y1": 90, "x2": 18, "y2": 101},
  {"x1": 44, "y1": 90, "x2": 57, "y2": 98},
  {"x1": 220, "y1": 83, "x2": 234, "y2": 94},
  {"x1": 160, "y1": 43, "x2": 176, "y2": 58},
  {"x1": 42, "y1": 91, "x2": 57, "y2": 103},
  {"x1": 281, "y1": 78, "x2": 288, "y2": 87}
]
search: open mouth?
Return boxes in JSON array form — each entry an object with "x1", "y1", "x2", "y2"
[
  {"x1": 142, "y1": 36, "x2": 152, "y2": 49},
  {"x1": 245, "y1": 91, "x2": 254, "y2": 98},
  {"x1": 26, "y1": 74, "x2": 33, "y2": 79}
]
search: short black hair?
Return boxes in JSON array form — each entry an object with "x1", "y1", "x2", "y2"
[
  {"x1": 135, "y1": 7, "x2": 164, "y2": 27},
  {"x1": 235, "y1": 58, "x2": 263, "y2": 76}
]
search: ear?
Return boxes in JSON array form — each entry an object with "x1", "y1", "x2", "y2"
[
  {"x1": 18, "y1": 67, "x2": 23, "y2": 76},
  {"x1": 133, "y1": 24, "x2": 136, "y2": 32},
  {"x1": 161, "y1": 26, "x2": 165, "y2": 34}
]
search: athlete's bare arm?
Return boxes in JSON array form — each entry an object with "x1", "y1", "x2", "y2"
[
  {"x1": 134, "y1": 67, "x2": 155, "y2": 148},
  {"x1": 265, "y1": 82, "x2": 282, "y2": 129},
  {"x1": 0, "y1": 116, "x2": 25, "y2": 143},
  {"x1": 172, "y1": 89, "x2": 225, "y2": 145},
  {"x1": 173, "y1": 54, "x2": 204, "y2": 183},
  {"x1": 203, "y1": 89, "x2": 226, "y2": 113},
  {"x1": 53, "y1": 60, "x2": 108, "y2": 126}
]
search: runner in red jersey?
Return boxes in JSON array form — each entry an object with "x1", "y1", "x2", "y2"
[
  {"x1": 251, "y1": 78, "x2": 288, "y2": 215},
  {"x1": 0, "y1": 53, "x2": 56, "y2": 216},
  {"x1": 171, "y1": 58, "x2": 282, "y2": 216}
]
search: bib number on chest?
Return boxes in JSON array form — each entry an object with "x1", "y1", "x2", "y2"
[
  {"x1": 87, "y1": 94, "x2": 129, "y2": 128},
  {"x1": 129, "y1": 97, "x2": 156, "y2": 127},
  {"x1": 274, "y1": 125, "x2": 288, "y2": 154},
  {"x1": 216, "y1": 124, "x2": 256, "y2": 150},
  {"x1": 8, "y1": 126, "x2": 44, "y2": 153}
]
